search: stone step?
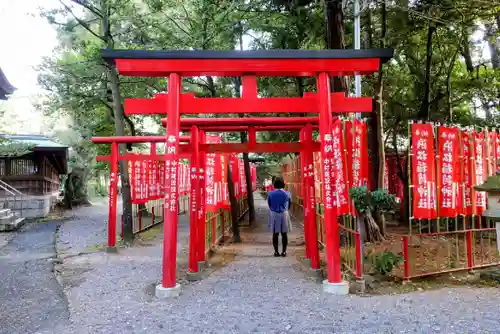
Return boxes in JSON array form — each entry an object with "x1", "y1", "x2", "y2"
[{"x1": 0, "y1": 217, "x2": 25, "y2": 232}]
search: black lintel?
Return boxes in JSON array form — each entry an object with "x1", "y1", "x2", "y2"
[{"x1": 101, "y1": 48, "x2": 394, "y2": 64}]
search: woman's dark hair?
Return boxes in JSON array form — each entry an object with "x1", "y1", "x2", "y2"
[{"x1": 273, "y1": 177, "x2": 285, "y2": 189}]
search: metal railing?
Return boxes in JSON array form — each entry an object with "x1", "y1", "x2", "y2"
[{"x1": 0, "y1": 179, "x2": 25, "y2": 217}]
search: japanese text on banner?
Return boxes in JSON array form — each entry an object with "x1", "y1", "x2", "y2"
[
  {"x1": 411, "y1": 123, "x2": 437, "y2": 219},
  {"x1": 461, "y1": 132, "x2": 473, "y2": 215},
  {"x1": 331, "y1": 119, "x2": 350, "y2": 215},
  {"x1": 346, "y1": 120, "x2": 368, "y2": 188},
  {"x1": 321, "y1": 132, "x2": 334, "y2": 210},
  {"x1": 472, "y1": 132, "x2": 487, "y2": 216},
  {"x1": 205, "y1": 135, "x2": 221, "y2": 212},
  {"x1": 164, "y1": 135, "x2": 178, "y2": 213},
  {"x1": 437, "y1": 127, "x2": 460, "y2": 217}
]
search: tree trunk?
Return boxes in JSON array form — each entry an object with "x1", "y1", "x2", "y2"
[
  {"x1": 417, "y1": 23, "x2": 436, "y2": 121},
  {"x1": 324, "y1": 0, "x2": 348, "y2": 92},
  {"x1": 227, "y1": 160, "x2": 241, "y2": 243},
  {"x1": 102, "y1": 0, "x2": 133, "y2": 242},
  {"x1": 374, "y1": 210, "x2": 386, "y2": 236},
  {"x1": 363, "y1": 211, "x2": 383, "y2": 242}
]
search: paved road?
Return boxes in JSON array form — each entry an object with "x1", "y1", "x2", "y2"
[{"x1": 0, "y1": 222, "x2": 69, "y2": 334}]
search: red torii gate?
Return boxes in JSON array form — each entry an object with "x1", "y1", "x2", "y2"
[{"x1": 97, "y1": 48, "x2": 393, "y2": 298}]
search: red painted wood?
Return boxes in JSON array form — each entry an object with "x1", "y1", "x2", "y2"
[
  {"x1": 198, "y1": 142, "x2": 321, "y2": 154},
  {"x1": 124, "y1": 92, "x2": 372, "y2": 115},
  {"x1": 92, "y1": 135, "x2": 190, "y2": 144},
  {"x1": 115, "y1": 58, "x2": 381, "y2": 77},
  {"x1": 162, "y1": 73, "x2": 181, "y2": 289},
  {"x1": 166, "y1": 117, "x2": 318, "y2": 128},
  {"x1": 188, "y1": 125, "x2": 200, "y2": 274},
  {"x1": 179, "y1": 125, "x2": 317, "y2": 132}
]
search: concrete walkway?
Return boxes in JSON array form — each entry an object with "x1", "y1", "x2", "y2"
[{"x1": 0, "y1": 222, "x2": 70, "y2": 334}]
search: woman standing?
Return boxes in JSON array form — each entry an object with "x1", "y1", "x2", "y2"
[{"x1": 267, "y1": 177, "x2": 292, "y2": 257}]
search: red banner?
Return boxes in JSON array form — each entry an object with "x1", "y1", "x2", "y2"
[
  {"x1": 487, "y1": 131, "x2": 497, "y2": 177},
  {"x1": 472, "y1": 131, "x2": 487, "y2": 216},
  {"x1": 217, "y1": 154, "x2": 230, "y2": 208},
  {"x1": 158, "y1": 161, "x2": 166, "y2": 197},
  {"x1": 437, "y1": 127, "x2": 461, "y2": 217},
  {"x1": 496, "y1": 132, "x2": 500, "y2": 173},
  {"x1": 411, "y1": 123, "x2": 437, "y2": 219},
  {"x1": 346, "y1": 120, "x2": 368, "y2": 188},
  {"x1": 205, "y1": 135, "x2": 221, "y2": 212},
  {"x1": 251, "y1": 164, "x2": 257, "y2": 192},
  {"x1": 331, "y1": 119, "x2": 350, "y2": 215},
  {"x1": 148, "y1": 160, "x2": 159, "y2": 200},
  {"x1": 383, "y1": 159, "x2": 389, "y2": 190},
  {"x1": 460, "y1": 132, "x2": 473, "y2": 216},
  {"x1": 238, "y1": 159, "x2": 246, "y2": 197}
]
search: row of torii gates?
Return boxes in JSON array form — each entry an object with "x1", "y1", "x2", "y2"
[{"x1": 92, "y1": 48, "x2": 394, "y2": 298}]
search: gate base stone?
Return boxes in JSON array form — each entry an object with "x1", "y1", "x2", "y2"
[
  {"x1": 322, "y1": 280, "x2": 349, "y2": 295},
  {"x1": 155, "y1": 283, "x2": 181, "y2": 299}
]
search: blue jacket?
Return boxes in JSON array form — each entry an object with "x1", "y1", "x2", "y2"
[{"x1": 267, "y1": 189, "x2": 291, "y2": 213}]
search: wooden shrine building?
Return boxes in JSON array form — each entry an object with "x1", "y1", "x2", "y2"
[{"x1": 0, "y1": 134, "x2": 68, "y2": 217}]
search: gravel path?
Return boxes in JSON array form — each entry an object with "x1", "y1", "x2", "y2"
[
  {"x1": 0, "y1": 222, "x2": 70, "y2": 334},
  {"x1": 56, "y1": 199, "x2": 119, "y2": 259},
  {"x1": 52, "y1": 195, "x2": 500, "y2": 333}
]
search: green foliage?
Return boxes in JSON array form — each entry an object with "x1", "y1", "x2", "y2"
[
  {"x1": 349, "y1": 186, "x2": 372, "y2": 214},
  {"x1": 0, "y1": 139, "x2": 35, "y2": 157},
  {"x1": 350, "y1": 186, "x2": 396, "y2": 215},
  {"x1": 371, "y1": 189, "x2": 396, "y2": 212},
  {"x1": 366, "y1": 250, "x2": 403, "y2": 276}
]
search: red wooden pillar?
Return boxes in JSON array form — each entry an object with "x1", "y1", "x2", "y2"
[
  {"x1": 198, "y1": 130, "x2": 207, "y2": 266},
  {"x1": 160, "y1": 73, "x2": 181, "y2": 291},
  {"x1": 188, "y1": 125, "x2": 200, "y2": 277},
  {"x1": 317, "y1": 72, "x2": 342, "y2": 284},
  {"x1": 305, "y1": 124, "x2": 320, "y2": 270},
  {"x1": 107, "y1": 141, "x2": 118, "y2": 252},
  {"x1": 300, "y1": 128, "x2": 311, "y2": 262}
]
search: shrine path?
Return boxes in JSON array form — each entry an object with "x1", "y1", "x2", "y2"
[{"x1": 8, "y1": 194, "x2": 500, "y2": 333}]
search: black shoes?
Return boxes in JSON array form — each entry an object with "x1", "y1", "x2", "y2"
[
  {"x1": 274, "y1": 252, "x2": 280, "y2": 257},
  {"x1": 281, "y1": 252, "x2": 287, "y2": 257}
]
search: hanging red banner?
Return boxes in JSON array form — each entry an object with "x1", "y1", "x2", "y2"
[
  {"x1": 238, "y1": 159, "x2": 246, "y2": 197},
  {"x1": 251, "y1": 164, "x2": 257, "y2": 192},
  {"x1": 230, "y1": 155, "x2": 240, "y2": 198},
  {"x1": 345, "y1": 120, "x2": 368, "y2": 188},
  {"x1": 437, "y1": 127, "x2": 461, "y2": 217},
  {"x1": 383, "y1": 159, "x2": 389, "y2": 190},
  {"x1": 217, "y1": 154, "x2": 230, "y2": 208},
  {"x1": 128, "y1": 160, "x2": 148, "y2": 204},
  {"x1": 472, "y1": 131, "x2": 487, "y2": 216},
  {"x1": 496, "y1": 132, "x2": 500, "y2": 173},
  {"x1": 147, "y1": 160, "x2": 159, "y2": 200},
  {"x1": 411, "y1": 123, "x2": 437, "y2": 219},
  {"x1": 158, "y1": 161, "x2": 165, "y2": 197},
  {"x1": 128, "y1": 160, "x2": 136, "y2": 203},
  {"x1": 488, "y1": 130, "x2": 498, "y2": 176},
  {"x1": 331, "y1": 119, "x2": 350, "y2": 215},
  {"x1": 460, "y1": 132, "x2": 473, "y2": 216},
  {"x1": 205, "y1": 135, "x2": 221, "y2": 212}
]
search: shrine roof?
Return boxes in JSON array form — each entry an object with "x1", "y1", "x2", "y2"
[{"x1": 102, "y1": 49, "x2": 394, "y2": 62}]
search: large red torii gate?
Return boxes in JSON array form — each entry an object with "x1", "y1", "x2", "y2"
[{"x1": 98, "y1": 48, "x2": 393, "y2": 298}]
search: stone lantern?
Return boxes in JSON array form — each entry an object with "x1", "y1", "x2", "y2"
[{"x1": 474, "y1": 163, "x2": 500, "y2": 253}]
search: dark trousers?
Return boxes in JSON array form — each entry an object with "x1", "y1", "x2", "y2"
[{"x1": 272, "y1": 232, "x2": 288, "y2": 253}]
